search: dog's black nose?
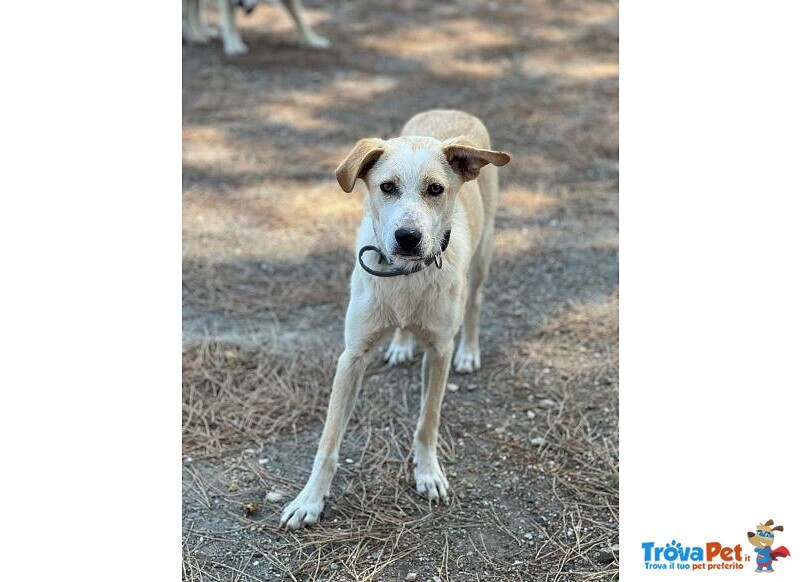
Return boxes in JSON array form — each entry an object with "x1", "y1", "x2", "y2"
[{"x1": 395, "y1": 228, "x2": 422, "y2": 253}]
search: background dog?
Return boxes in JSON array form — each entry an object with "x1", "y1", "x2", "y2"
[{"x1": 183, "y1": 0, "x2": 330, "y2": 55}]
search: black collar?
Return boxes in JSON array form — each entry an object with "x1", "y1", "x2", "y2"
[{"x1": 358, "y1": 230, "x2": 451, "y2": 278}]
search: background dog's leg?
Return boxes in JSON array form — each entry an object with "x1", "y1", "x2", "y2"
[
  {"x1": 414, "y1": 342, "x2": 453, "y2": 504},
  {"x1": 201, "y1": 0, "x2": 220, "y2": 38},
  {"x1": 217, "y1": 0, "x2": 248, "y2": 55},
  {"x1": 384, "y1": 328, "x2": 415, "y2": 366},
  {"x1": 277, "y1": 0, "x2": 331, "y2": 49},
  {"x1": 280, "y1": 343, "x2": 375, "y2": 529},
  {"x1": 183, "y1": 0, "x2": 210, "y2": 43}
]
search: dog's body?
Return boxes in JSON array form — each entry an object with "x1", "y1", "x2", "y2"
[
  {"x1": 182, "y1": 0, "x2": 330, "y2": 55},
  {"x1": 280, "y1": 110, "x2": 510, "y2": 529},
  {"x1": 747, "y1": 519, "x2": 791, "y2": 573}
]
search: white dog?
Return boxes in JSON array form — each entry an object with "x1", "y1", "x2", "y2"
[
  {"x1": 280, "y1": 109, "x2": 510, "y2": 529},
  {"x1": 183, "y1": 0, "x2": 330, "y2": 55}
]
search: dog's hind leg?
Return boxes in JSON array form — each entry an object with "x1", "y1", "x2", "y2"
[
  {"x1": 413, "y1": 342, "x2": 453, "y2": 504},
  {"x1": 384, "y1": 328, "x2": 415, "y2": 366},
  {"x1": 454, "y1": 227, "x2": 492, "y2": 373},
  {"x1": 201, "y1": 0, "x2": 220, "y2": 38},
  {"x1": 454, "y1": 168, "x2": 498, "y2": 374},
  {"x1": 217, "y1": 0, "x2": 248, "y2": 55},
  {"x1": 277, "y1": 0, "x2": 331, "y2": 48},
  {"x1": 183, "y1": 0, "x2": 210, "y2": 43}
]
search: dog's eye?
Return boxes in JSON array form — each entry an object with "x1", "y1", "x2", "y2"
[
  {"x1": 428, "y1": 183, "x2": 444, "y2": 196},
  {"x1": 380, "y1": 182, "x2": 396, "y2": 194}
]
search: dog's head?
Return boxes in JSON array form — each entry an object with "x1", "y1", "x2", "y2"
[
  {"x1": 747, "y1": 519, "x2": 783, "y2": 549},
  {"x1": 335, "y1": 136, "x2": 509, "y2": 267}
]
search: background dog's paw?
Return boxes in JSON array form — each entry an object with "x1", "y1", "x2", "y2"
[
  {"x1": 223, "y1": 38, "x2": 248, "y2": 56},
  {"x1": 384, "y1": 338, "x2": 414, "y2": 366},
  {"x1": 280, "y1": 493, "x2": 324, "y2": 530},
  {"x1": 303, "y1": 34, "x2": 331, "y2": 49},
  {"x1": 453, "y1": 345, "x2": 481, "y2": 374},
  {"x1": 414, "y1": 462, "x2": 450, "y2": 505},
  {"x1": 182, "y1": 27, "x2": 210, "y2": 44}
]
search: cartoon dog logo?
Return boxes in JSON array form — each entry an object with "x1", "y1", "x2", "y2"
[{"x1": 747, "y1": 519, "x2": 791, "y2": 573}]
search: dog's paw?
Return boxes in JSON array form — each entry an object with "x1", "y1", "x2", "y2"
[
  {"x1": 280, "y1": 491, "x2": 325, "y2": 530},
  {"x1": 453, "y1": 345, "x2": 481, "y2": 374},
  {"x1": 223, "y1": 37, "x2": 248, "y2": 55},
  {"x1": 303, "y1": 34, "x2": 331, "y2": 49},
  {"x1": 384, "y1": 338, "x2": 414, "y2": 366},
  {"x1": 414, "y1": 459, "x2": 450, "y2": 504},
  {"x1": 182, "y1": 27, "x2": 209, "y2": 44}
]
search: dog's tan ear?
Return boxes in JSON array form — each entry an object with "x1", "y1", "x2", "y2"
[
  {"x1": 335, "y1": 138, "x2": 386, "y2": 193},
  {"x1": 442, "y1": 138, "x2": 510, "y2": 181}
]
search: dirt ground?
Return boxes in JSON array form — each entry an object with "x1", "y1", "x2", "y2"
[{"x1": 182, "y1": 0, "x2": 618, "y2": 579}]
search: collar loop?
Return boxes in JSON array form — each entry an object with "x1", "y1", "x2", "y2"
[{"x1": 358, "y1": 230, "x2": 451, "y2": 278}]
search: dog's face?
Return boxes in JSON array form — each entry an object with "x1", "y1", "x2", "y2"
[
  {"x1": 361, "y1": 137, "x2": 459, "y2": 265},
  {"x1": 336, "y1": 136, "x2": 509, "y2": 267},
  {"x1": 747, "y1": 521, "x2": 783, "y2": 548}
]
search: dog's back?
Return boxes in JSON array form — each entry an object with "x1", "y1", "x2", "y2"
[{"x1": 402, "y1": 109, "x2": 493, "y2": 150}]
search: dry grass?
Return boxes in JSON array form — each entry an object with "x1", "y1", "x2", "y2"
[
  {"x1": 183, "y1": 343, "x2": 334, "y2": 456},
  {"x1": 182, "y1": 289, "x2": 619, "y2": 579}
]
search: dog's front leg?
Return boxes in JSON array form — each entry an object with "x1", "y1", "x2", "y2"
[
  {"x1": 414, "y1": 341, "x2": 454, "y2": 504},
  {"x1": 280, "y1": 341, "x2": 376, "y2": 529},
  {"x1": 217, "y1": 0, "x2": 248, "y2": 55}
]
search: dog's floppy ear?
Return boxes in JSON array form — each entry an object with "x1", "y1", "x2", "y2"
[
  {"x1": 335, "y1": 138, "x2": 386, "y2": 193},
  {"x1": 442, "y1": 138, "x2": 510, "y2": 181}
]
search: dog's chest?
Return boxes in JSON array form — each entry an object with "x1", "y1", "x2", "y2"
[{"x1": 370, "y1": 276, "x2": 462, "y2": 331}]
